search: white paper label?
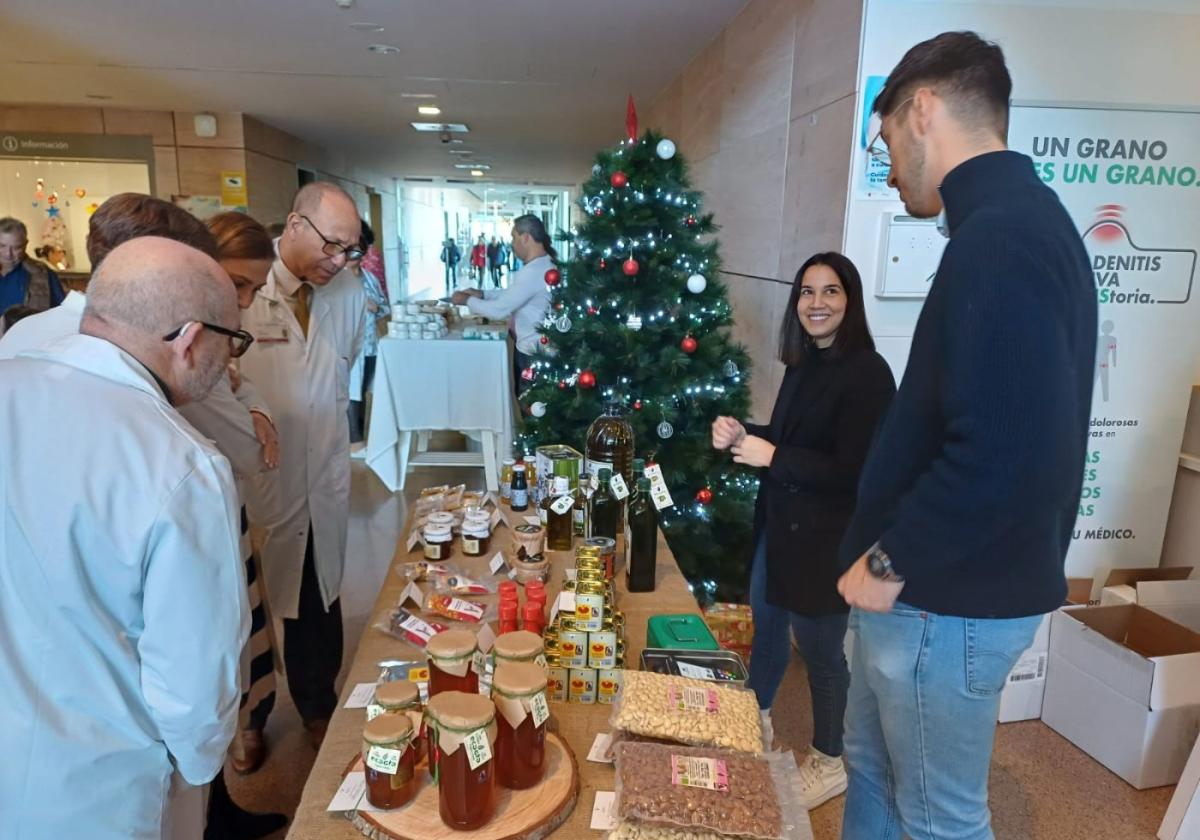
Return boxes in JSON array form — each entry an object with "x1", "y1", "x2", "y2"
[
  {"x1": 447, "y1": 597, "x2": 485, "y2": 621},
  {"x1": 530, "y1": 691, "x2": 551, "y2": 728},
  {"x1": 587, "y1": 732, "x2": 615, "y2": 764},
  {"x1": 405, "y1": 530, "x2": 422, "y2": 551},
  {"x1": 590, "y1": 791, "x2": 618, "y2": 831},
  {"x1": 475, "y1": 622, "x2": 496, "y2": 654},
  {"x1": 676, "y1": 661, "x2": 717, "y2": 681},
  {"x1": 549, "y1": 591, "x2": 575, "y2": 624},
  {"x1": 472, "y1": 650, "x2": 488, "y2": 675},
  {"x1": 464, "y1": 728, "x2": 493, "y2": 770},
  {"x1": 344, "y1": 682, "x2": 376, "y2": 709},
  {"x1": 365, "y1": 703, "x2": 385, "y2": 721},
  {"x1": 671, "y1": 755, "x2": 729, "y2": 791},
  {"x1": 489, "y1": 508, "x2": 503, "y2": 530},
  {"x1": 1008, "y1": 651, "x2": 1048, "y2": 683},
  {"x1": 610, "y1": 473, "x2": 629, "y2": 500},
  {"x1": 564, "y1": 567, "x2": 577, "y2": 582},
  {"x1": 550, "y1": 495, "x2": 575, "y2": 515},
  {"x1": 644, "y1": 463, "x2": 675, "y2": 510},
  {"x1": 366, "y1": 745, "x2": 402, "y2": 775},
  {"x1": 535, "y1": 653, "x2": 548, "y2": 669},
  {"x1": 489, "y1": 552, "x2": 507, "y2": 575},
  {"x1": 398, "y1": 580, "x2": 424, "y2": 608},
  {"x1": 327, "y1": 770, "x2": 376, "y2": 812},
  {"x1": 524, "y1": 515, "x2": 542, "y2": 527},
  {"x1": 399, "y1": 613, "x2": 439, "y2": 643}
]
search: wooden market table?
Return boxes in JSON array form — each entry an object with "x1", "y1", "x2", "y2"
[{"x1": 285, "y1": 511, "x2": 703, "y2": 839}]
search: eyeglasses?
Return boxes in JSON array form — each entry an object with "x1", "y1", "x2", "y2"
[
  {"x1": 865, "y1": 95, "x2": 915, "y2": 168},
  {"x1": 163, "y1": 321, "x2": 255, "y2": 358},
  {"x1": 300, "y1": 215, "x2": 365, "y2": 262}
]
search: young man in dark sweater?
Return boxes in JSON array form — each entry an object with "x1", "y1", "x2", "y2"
[{"x1": 835, "y1": 32, "x2": 1096, "y2": 840}]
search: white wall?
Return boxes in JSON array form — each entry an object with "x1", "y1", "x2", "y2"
[{"x1": 844, "y1": 0, "x2": 1200, "y2": 378}]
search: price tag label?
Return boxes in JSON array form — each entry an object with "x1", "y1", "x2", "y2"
[
  {"x1": 590, "y1": 791, "x2": 618, "y2": 831},
  {"x1": 398, "y1": 580, "x2": 424, "y2": 608},
  {"x1": 535, "y1": 653, "x2": 548, "y2": 669},
  {"x1": 475, "y1": 623, "x2": 496, "y2": 653},
  {"x1": 447, "y1": 597, "x2": 486, "y2": 621},
  {"x1": 344, "y1": 682, "x2": 376, "y2": 709},
  {"x1": 644, "y1": 463, "x2": 675, "y2": 510},
  {"x1": 587, "y1": 732, "x2": 616, "y2": 764},
  {"x1": 472, "y1": 649, "x2": 489, "y2": 675},
  {"x1": 610, "y1": 473, "x2": 629, "y2": 500},
  {"x1": 399, "y1": 613, "x2": 439, "y2": 644},
  {"x1": 489, "y1": 552, "x2": 508, "y2": 575},
  {"x1": 669, "y1": 685, "x2": 720, "y2": 714},
  {"x1": 550, "y1": 495, "x2": 575, "y2": 516},
  {"x1": 366, "y1": 703, "x2": 385, "y2": 721},
  {"x1": 524, "y1": 515, "x2": 542, "y2": 527},
  {"x1": 405, "y1": 530, "x2": 422, "y2": 552},
  {"x1": 366, "y1": 745, "x2": 402, "y2": 775},
  {"x1": 464, "y1": 728, "x2": 493, "y2": 770},
  {"x1": 676, "y1": 661, "x2": 717, "y2": 681},
  {"x1": 671, "y1": 755, "x2": 729, "y2": 792},
  {"x1": 564, "y1": 567, "x2": 578, "y2": 582},
  {"x1": 530, "y1": 691, "x2": 551, "y2": 728}
]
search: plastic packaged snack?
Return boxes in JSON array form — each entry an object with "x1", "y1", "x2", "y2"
[
  {"x1": 377, "y1": 607, "x2": 449, "y2": 649},
  {"x1": 613, "y1": 743, "x2": 811, "y2": 840},
  {"x1": 433, "y1": 572, "x2": 496, "y2": 596},
  {"x1": 609, "y1": 670, "x2": 763, "y2": 754},
  {"x1": 607, "y1": 822, "x2": 756, "y2": 840},
  {"x1": 425, "y1": 590, "x2": 493, "y2": 624},
  {"x1": 400, "y1": 559, "x2": 457, "y2": 582}
]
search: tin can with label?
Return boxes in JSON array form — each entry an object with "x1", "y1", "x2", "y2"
[
  {"x1": 558, "y1": 630, "x2": 588, "y2": 668},
  {"x1": 568, "y1": 667, "x2": 597, "y2": 704},
  {"x1": 575, "y1": 583, "x2": 606, "y2": 632},
  {"x1": 547, "y1": 665, "x2": 569, "y2": 703},
  {"x1": 588, "y1": 630, "x2": 618, "y2": 669},
  {"x1": 583, "y1": 537, "x2": 616, "y2": 579},
  {"x1": 597, "y1": 668, "x2": 624, "y2": 704}
]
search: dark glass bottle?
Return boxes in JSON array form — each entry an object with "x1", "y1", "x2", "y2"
[
  {"x1": 589, "y1": 468, "x2": 618, "y2": 541},
  {"x1": 573, "y1": 471, "x2": 590, "y2": 537},
  {"x1": 627, "y1": 478, "x2": 657, "y2": 592},
  {"x1": 510, "y1": 464, "x2": 529, "y2": 512},
  {"x1": 586, "y1": 403, "x2": 635, "y2": 526}
]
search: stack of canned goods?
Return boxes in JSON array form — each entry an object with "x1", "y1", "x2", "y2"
[{"x1": 542, "y1": 541, "x2": 627, "y2": 705}]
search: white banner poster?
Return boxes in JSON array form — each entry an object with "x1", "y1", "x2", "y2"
[{"x1": 1008, "y1": 105, "x2": 1200, "y2": 578}]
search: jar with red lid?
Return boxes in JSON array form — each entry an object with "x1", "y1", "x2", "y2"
[
  {"x1": 361, "y1": 713, "x2": 417, "y2": 810},
  {"x1": 492, "y1": 662, "x2": 550, "y2": 789},
  {"x1": 522, "y1": 601, "x2": 545, "y2": 635},
  {"x1": 426, "y1": 629, "x2": 479, "y2": 698},
  {"x1": 498, "y1": 601, "x2": 519, "y2": 634},
  {"x1": 425, "y1": 691, "x2": 498, "y2": 830}
]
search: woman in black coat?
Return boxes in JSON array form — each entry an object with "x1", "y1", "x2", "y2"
[{"x1": 712, "y1": 251, "x2": 895, "y2": 809}]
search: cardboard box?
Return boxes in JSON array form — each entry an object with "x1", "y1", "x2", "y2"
[
  {"x1": 996, "y1": 577, "x2": 1094, "y2": 723},
  {"x1": 1099, "y1": 566, "x2": 1193, "y2": 607},
  {"x1": 1042, "y1": 605, "x2": 1200, "y2": 789},
  {"x1": 1096, "y1": 567, "x2": 1200, "y2": 633},
  {"x1": 1159, "y1": 730, "x2": 1200, "y2": 839}
]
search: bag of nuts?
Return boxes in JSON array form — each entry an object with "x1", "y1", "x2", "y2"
[
  {"x1": 613, "y1": 742, "x2": 812, "y2": 840},
  {"x1": 608, "y1": 670, "x2": 764, "y2": 754}
]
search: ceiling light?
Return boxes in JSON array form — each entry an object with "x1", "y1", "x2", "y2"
[
  {"x1": 349, "y1": 22, "x2": 384, "y2": 32},
  {"x1": 417, "y1": 105, "x2": 442, "y2": 116},
  {"x1": 456, "y1": 163, "x2": 490, "y2": 170},
  {"x1": 399, "y1": 93, "x2": 436, "y2": 99},
  {"x1": 333, "y1": 0, "x2": 354, "y2": 8},
  {"x1": 448, "y1": 149, "x2": 473, "y2": 155},
  {"x1": 368, "y1": 44, "x2": 400, "y2": 54},
  {"x1": 471, "y1": 170, "x2": 485, "y2": 177},
  {"x1": 410, "y1": 122, "x2": 468, "y2": 133}
]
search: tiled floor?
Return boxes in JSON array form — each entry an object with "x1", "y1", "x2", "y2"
[{"x1": 228, "y1": 458, "x2": 1176, "y2": 840}]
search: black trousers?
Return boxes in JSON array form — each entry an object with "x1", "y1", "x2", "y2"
[
  {"x1": 348, "y1": 354, "x2": 376, "y2": 444},
  {"x1": 283, "y1": 527, "x2": 343, "y2": 722}
]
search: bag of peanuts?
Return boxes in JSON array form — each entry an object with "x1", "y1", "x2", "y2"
[
  {"x1": 609, "y1": 670, "x2": 765, "y2": 754},
  {"x1": 613, "y1": 742, "x2": 812, "y2": 840}
]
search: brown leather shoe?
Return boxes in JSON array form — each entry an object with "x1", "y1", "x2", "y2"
[
  {"x1": 304, "y1": 718, "x2": 329, "y2": 751},
  {"x1": 231, "y1": 728, "x2": 267, "y2": 775}
]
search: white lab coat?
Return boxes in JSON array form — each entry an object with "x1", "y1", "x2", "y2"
[
  {"x1": 0, "y1": 335, "x2": 249, "y2": 840},
  {"x1": 238, "y1": 255, "x2": 365, "y2": 617}
]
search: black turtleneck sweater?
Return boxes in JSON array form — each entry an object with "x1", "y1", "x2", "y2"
[{"x1": 840, "y1": 150, "x2": 1096, "y2": 618}]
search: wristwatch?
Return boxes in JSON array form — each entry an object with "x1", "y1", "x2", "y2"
[{"x1": 866, "y1": 544, "x2": 904, "y2": 583}]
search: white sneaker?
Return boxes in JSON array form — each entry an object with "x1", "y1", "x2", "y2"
[{"x1": 797, "y1": 747, "x2": 847, "y2": 810}]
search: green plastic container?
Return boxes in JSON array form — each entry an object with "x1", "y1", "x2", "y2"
[{"x1": 646, "y1": 614, "x2": 720, "y2": 651}]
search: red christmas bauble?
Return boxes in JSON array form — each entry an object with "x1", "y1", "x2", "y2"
[
  {"x1": 558, "y1": 381, "x2": 568, "y2": 390},
  {"x1": 521, "y1": 367, "x2": 535, "y2": 382},
  {"x1": 696, "y1": 488, "x2": 713, "y2": 505},
  {"x1": 579, "y1": 370, "x2": 597, "y2": 389},
  {"x1": 555, "y1": 303, "x2": 564, "y2": 311},
  {"x1": 633, "y1": 400, "x2": 642, "y2": 410},
  {"x1": 593, "y1": 207, "x2": 604, "y2": 217},
  {"x1": 543, "y1": 268, "x2": 561, "y2": 286},
  {"x1": 622, "y1": 258, "x2": 639, "y2": 277},
  {"x1": 540, "y1": 335, "x2": 549, "y2": 345},
  {"x1": 686, "y1": 214, "x2": 697, "y2": 227},
  {"x1": 587, "y1": 306, "x2": 598, "y2": 315},
  {"x1": 598, "y1": 258, "x2": 607, "y2": 269},
  {"x1": 681, "y1": 336, "x2": 698, "y2": 354},
  {"x1": 611, "y1": 171, "x2": 628, "y2": 188}
]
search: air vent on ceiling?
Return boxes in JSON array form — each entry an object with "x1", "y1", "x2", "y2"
[{"x1": 403, "y1": 176, "x2": 435, "y2": 182}]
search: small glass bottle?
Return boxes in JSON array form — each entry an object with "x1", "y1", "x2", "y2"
[
  {"x1": 546, "y1": 476, "x2": 574, "y2": 552},
  {"x1": 426, "y1": 629, "x2": 480, "y2": 698},
  {"x1": 492, "y1": 662, "x2": 550, "y2": 790},
  {"x1": 627, "y1": 477, "x2": 657, "y2": 592},
  {"x1": 589, "y1": 468, "x2": 618, "y2": 541},
  {"x1": 629, "y1": 458, "x2": 646, "y2": 508},
  {"x1": 510, "y1": 464, "x2": 529, "y2": 512},
  {"x1": 362, "y1": 713, "x2": 417, "y2": 810},
  {"x1": 573, "y1": 471, "x2": 590, "y2": 537},
  {"x1": 425, "y1": 692, "x2": 498, "y2": 831},
  {"x1": 500, "y1": 459, "x2": 515, "y2": 503},
  {"x1": 373, "y1": 679, "x2": 424, "y2": 762}
]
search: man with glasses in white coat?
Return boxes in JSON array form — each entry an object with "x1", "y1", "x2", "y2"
[{"x1": 238, "y1": 182, "x2": 366, "y2": 748}]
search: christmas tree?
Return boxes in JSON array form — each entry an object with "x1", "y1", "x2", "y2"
[{"x1": 518, "y1": 121, "x2": 758, "y2": 602}]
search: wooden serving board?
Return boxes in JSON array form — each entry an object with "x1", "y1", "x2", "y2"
[{"x1": 347, "y1": 732, "x2": 579, "y2": 840}]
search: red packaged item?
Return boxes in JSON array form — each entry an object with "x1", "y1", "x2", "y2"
[
  {"x1": 499, "y1": 601, "x2": 519, "y2": 634},
  {"x1": 384, "y1": 607, "x2": 449, "y2": 648},
  {"x1": 426, "y1": 591, "x2": 487, "y2": 624},
  {"x1": 498, "y1": 580, "x2": 519, "y2": 603},
  {"x1": 522, "y1": 601, "x2": 545, "y2": 635}
]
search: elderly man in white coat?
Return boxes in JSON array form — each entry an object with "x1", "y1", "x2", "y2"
[
  {"x1": 0, "y1": 237, "x2": 249, "y2": 840},
  {"x1": 239, "y1": 181, "x2": 366, "y2": 746}
]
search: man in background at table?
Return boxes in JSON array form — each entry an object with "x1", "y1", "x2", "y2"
[
  {"x1": 0, "y1": 237, "x2": 248, "y2": 840},
  {"x1": 451, "y1": 213, "x2": 555, "y2": 398},
  {"x1": 0, "y1": 216, "x2": 65, "y2": 330},
  {"x1": 238, "y1": 181, "x2": 366, "y2": 749}
]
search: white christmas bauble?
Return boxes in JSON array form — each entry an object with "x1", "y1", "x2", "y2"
[
  {"x1": 722, "y1": 360, "x2": 739, "y2": 378},
  {"x1": 656, "y1": 139, "x2": 677, "y2": 160},
  {"x1": 626, "y1": 314, "x2": 643, "y2": 331},
  {"x1": 555, "y1": 314, "x2": 572, "y2": 333},
  {"x1": 657, "y1": 420, "x2": 674, "y2": 439},
  {"x1": 687, "y1": 273, "x2": 707, "y2": 294},
  {"x1": 592, "y1": 164, "x2": 602, "y2": 176},
  {"x1": 531, "y1": 402, "x2": 547, "y2": 418}
]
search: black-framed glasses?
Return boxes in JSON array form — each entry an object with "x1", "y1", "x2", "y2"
[
  {"x1": 163, "y1": 321, "x2": 255, "y2": 358},
  {"x1": 300, "y1": 215, "x2": 365, "y2": 261},
  {"x1": 865, "y1": 95, "x2": 915, "y2": 168}
]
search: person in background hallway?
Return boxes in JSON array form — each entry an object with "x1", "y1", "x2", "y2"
[
  {"x1": 238, "y1": 182, "x2": 367, "y2": 750},
  {"x1": 712, "y1": 252, "x2": 894, "y2": 812},
  {"x1": 35, "y1": 243, "x2": 68, "y2": 271},
  {"x1": 451, "y1": 214, "x2": 555, "y2": 398},
  {"x1": 362, "y1": 234, "x2": 389, "y2": 302},
  {"x1": 440, "y1": 236, "x2": 461, "y2": 293},
  {"x1": 487, "y1": 235, "x2": 501, "y2": 287},
  {"x1": 0, "y1": 237, "x2": 249, "y2": 840},
  {"x1": 837, "y1": 32, "x2": 1096, "y2": 840},
  {"x1": 470, "y1": 233, "x2": 487, "y2": 283},
  {"x1": 0, "y1": 217, "x2": 65, "y2": 327},
  {"x1": 349, "y1": 219, "x2": 391, "y2": 443}
]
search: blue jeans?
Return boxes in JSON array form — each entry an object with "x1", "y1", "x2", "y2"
[
  {"x1": 841, "y1": 603, "x2": 1041, "y2": 840},
  {"x1": 747, "y1": 537, "x2": 850, "y2": 757}
]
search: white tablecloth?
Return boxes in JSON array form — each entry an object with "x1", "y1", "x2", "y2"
[{"x1": 364, "y1": 333, "x2": 514, "y2": 490}]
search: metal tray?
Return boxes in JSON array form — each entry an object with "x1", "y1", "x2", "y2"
[{"x1": 639, "y1": 647, "x2": 748, "y2": 686}]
